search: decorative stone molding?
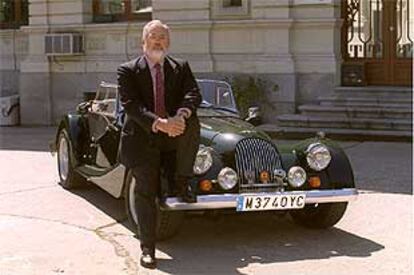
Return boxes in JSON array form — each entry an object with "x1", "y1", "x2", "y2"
[
  {"x1": 211, "y1": 19, "x2": 292, "y2": 29},
  {"x1": 86, "y1": 36, "x2": 107, "y2": 52},
  {"x1": 152, "y1": 0, "x2": 209, "y2": 21},
  {"x1": 294, "y1": 0, "x2": 334, "y2": 5}
]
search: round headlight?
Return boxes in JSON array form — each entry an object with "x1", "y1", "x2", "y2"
[
  {"x1": 217, "y1": 167, "x2": 238, "y2": 190},
  {"x1": 193, "y1": 146, "x2": 213, "y2": 175},
  {"x1": 288, "y1": 166, "x2": 307, "y2": 188},
  {"x1": 306, "y1": 143, "x2": 331, "y2": 171}
]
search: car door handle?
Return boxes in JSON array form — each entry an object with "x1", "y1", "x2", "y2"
[{"x1": 106, "y1": 122, "x2": 119, "y2": 133}]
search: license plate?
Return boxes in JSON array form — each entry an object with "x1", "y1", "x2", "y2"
[{"x1": 236, "y1": 194, "x2": 306, "y2": 212}]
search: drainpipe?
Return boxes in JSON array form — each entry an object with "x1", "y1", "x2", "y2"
[{"x1": 45, "y1": 0, "x2": 54, "y2": 125}]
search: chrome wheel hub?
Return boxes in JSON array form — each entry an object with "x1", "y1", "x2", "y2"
[{"x1": 58, "y1": 136, "x2": 69, "y2": 181}]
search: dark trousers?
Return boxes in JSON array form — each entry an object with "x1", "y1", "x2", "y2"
[{"x1": 131, "y1": 116, "x2": 200, "y2": 253}]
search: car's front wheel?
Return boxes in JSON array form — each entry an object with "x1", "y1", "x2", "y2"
[
  {"x1": 289, "y1": 202, "x2": 348, "y2": 229},
  {"x1": 124, "y1": 171, "x2": 184, "y2": 241},
  {"x1": 57, "y1": 129, "x2": 84, "y2": 189}
]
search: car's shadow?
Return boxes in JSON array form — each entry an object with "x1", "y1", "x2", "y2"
[
  {"x1": 0, "y1": 127, "x2": 56, "y2": 151},
  {"x1": 70, "y1": 184, "x2": 384, "y2": 274}
]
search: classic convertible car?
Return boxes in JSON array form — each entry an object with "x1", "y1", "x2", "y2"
[{"x1": 53, "y1": 80, "x2": 358, "y2": 240}]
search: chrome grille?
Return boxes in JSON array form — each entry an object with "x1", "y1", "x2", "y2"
[{"x1": 235, "y1": 138, "x2": 283, "y2": 193}]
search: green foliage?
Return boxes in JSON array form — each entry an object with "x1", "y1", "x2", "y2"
[
  {"x1": 226, "y1": 75, "x2": 269, "y2": 117},
  {"x1": 0, "y1": 0, "x2": 29, "y2": 26},
  {"x1": 0, "y1": 0, "x2": 13, "y2": 23}
]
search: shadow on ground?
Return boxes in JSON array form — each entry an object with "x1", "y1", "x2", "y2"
[
  {"x1": 70, "y1": 184, "x2": 385, "y2": 274},
  {"x1": 0, "y1": 127, "x2": 56, "y2": 152}
]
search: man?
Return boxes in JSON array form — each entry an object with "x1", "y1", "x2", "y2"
[{"x1": 117, "y1": 20, "x2": 201, "y2": 269}]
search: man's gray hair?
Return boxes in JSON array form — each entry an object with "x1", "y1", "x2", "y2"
[{"x1": 142, "y1": 20, "x2": 170, "y2": 42}]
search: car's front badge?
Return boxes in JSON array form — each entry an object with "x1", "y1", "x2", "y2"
[{"x1": 244, "y1": 170, "x2": 255, "y2": 185}]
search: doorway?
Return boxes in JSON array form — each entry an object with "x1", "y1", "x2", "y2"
[{"x1": 342, "y1": 0, "x2": 413, "y2": 86}]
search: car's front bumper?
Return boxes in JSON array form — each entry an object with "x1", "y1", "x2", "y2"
[{"x1": 163, "y1": 188, "x2": 358, "y2": 211}]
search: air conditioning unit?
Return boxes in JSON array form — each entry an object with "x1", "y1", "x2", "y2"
[{"x1": 45, "y1": 33, "x2": 84, "y2": 56}]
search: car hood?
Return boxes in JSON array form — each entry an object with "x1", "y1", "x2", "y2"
[{"x1": 198, "y1": 110, "x2": 271, "y2": 152}]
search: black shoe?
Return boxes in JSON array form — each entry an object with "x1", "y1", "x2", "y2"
[{"x1": 140, "y1": 252, "x2": 157, "y2": 269}]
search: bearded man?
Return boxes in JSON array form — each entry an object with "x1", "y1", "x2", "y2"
[{"x1": 117, "y1": 20, "x2": 201, "y2": 269}]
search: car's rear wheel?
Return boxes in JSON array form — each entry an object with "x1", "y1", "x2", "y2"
[
  {"x1": 289, "y1": 202, "x2": 348, "y2": 229},
  {"x1": 57, "y1": 129, "x2": 84, "y2": 189},
  {"x1": 124, "y1": 170, "x2": 184, "y2": 241}
]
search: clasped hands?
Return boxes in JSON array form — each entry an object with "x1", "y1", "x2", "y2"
[{"x1": 155, "y1": 113, "x2": 186, "y2": 137}]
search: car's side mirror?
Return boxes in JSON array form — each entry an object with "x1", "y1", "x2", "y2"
[
  {"x1": 106, "y1": 120, "x2": 119, "y2": 133},
  {"x1": 76, "y1": 101, "x2": 91, "y2": 114},
  {"x1": 76, "y1": 91, "x2": 96, "y2": 114},
  {"x1": 245, "y1": 106, "x2": 262, "y2": 126}
]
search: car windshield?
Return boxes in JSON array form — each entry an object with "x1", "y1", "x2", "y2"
[
  {"x1": 95, "y1": 80, "x2": 238, "y2": 119},
  {"x1": 91, "y1": 82, "x2": 119, "y2": 117},
  {"x1": 197, "y1": 80, "x2": 238, "y2": 114}
]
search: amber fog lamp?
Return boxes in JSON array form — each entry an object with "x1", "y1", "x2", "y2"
[
  {"x1": 309, "y1": 176, "x2": 321, "y2": 188},
  {"x1": 199, "y1": 179, "x2": 213, "y2": 192},
  {"x1": 259, "y1": 170, "x2": 270, "y2": 183}
]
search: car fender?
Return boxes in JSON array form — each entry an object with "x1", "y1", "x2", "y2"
[
  {"x1": 56, "y1": 113, "x2": 87, "y2": 164},
  {"x1": 291, "y1": 138, "x2": 355, "y2": 189},
  {"x1": 324, "y1": 146, "x2": 355, "y2": 189}
]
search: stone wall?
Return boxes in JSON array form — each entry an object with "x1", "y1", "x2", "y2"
[
  {"x1": 0, "y1": 0, "x2": 343, "y2": 125},
  {"x1": 0, "y1": 29, "x2": 28, "y2": 97}
]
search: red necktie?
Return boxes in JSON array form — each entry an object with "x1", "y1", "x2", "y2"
[{"x1": 154, "y1": 63, "x2": 166, "y2": 118}]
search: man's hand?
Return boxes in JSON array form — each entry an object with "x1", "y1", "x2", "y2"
[{"x1": 156, "y1": 116, "x2": 186, "y2": 137}]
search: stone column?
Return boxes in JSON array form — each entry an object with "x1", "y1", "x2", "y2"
[{"x1": 290, "y1": 0, "x2": 343, "y2": 105}]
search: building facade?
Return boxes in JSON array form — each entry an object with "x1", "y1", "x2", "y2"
[{"x1": 0, "y1": 0, "x2": 412, "y2": 126}]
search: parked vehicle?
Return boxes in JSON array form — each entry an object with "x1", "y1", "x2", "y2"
[{"x1": 53, "y1": 79, "x2": 358, "y2": 240}]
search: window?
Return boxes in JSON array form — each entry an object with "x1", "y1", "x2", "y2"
[
  {"x1": 211, "y1": 0, "x2": 250, "y2": 19},
  {"x1": 0, "y1": 0, "x2": 28, "y2": 29},
  {"x1": 223, "y1": 0, "x2": 242, "y2": 8},
  {"x1": 92, "y1": 0, "x2": 152, "y2": 23}
]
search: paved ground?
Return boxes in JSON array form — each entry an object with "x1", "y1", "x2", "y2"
[{"x1": 0, "y1": 127, "x2": 412, "y2": 275}]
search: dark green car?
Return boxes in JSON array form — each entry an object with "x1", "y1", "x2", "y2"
[{"x1": 53, "y1": 80, "x2": 358, "y2": 240}]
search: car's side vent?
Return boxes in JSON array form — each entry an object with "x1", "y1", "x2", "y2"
[{"x1": 45, "y1": 33, "x2": 84, "y2": 56}]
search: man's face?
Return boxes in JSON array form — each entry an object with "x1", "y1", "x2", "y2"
[{"x1": 143, "y1": 25, "x2": 169, "y2": 62}]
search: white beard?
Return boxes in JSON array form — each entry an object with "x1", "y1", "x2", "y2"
[{"x1": 145, "y1": 48, "x2": 166, "y2": 63}]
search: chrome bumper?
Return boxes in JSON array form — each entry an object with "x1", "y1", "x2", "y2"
[{"x1": 163, "y1": 188, "x2": 358, "y2": 211}]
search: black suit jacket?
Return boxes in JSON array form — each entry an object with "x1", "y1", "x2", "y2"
[{"x1": 117, "y1": 55, "x2": 202, "y2": 168}]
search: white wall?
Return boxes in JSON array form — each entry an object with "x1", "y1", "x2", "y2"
[
  {"x1": 0, "y1": 0, "x2": 343, "y2": 124},
  {"x1": 13, "y1": 0, "x2": 341, "y2": 75}
]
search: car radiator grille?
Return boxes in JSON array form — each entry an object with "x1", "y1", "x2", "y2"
[{"x1": 235, "y1": 138, "x2": 283, "y2": 193}]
